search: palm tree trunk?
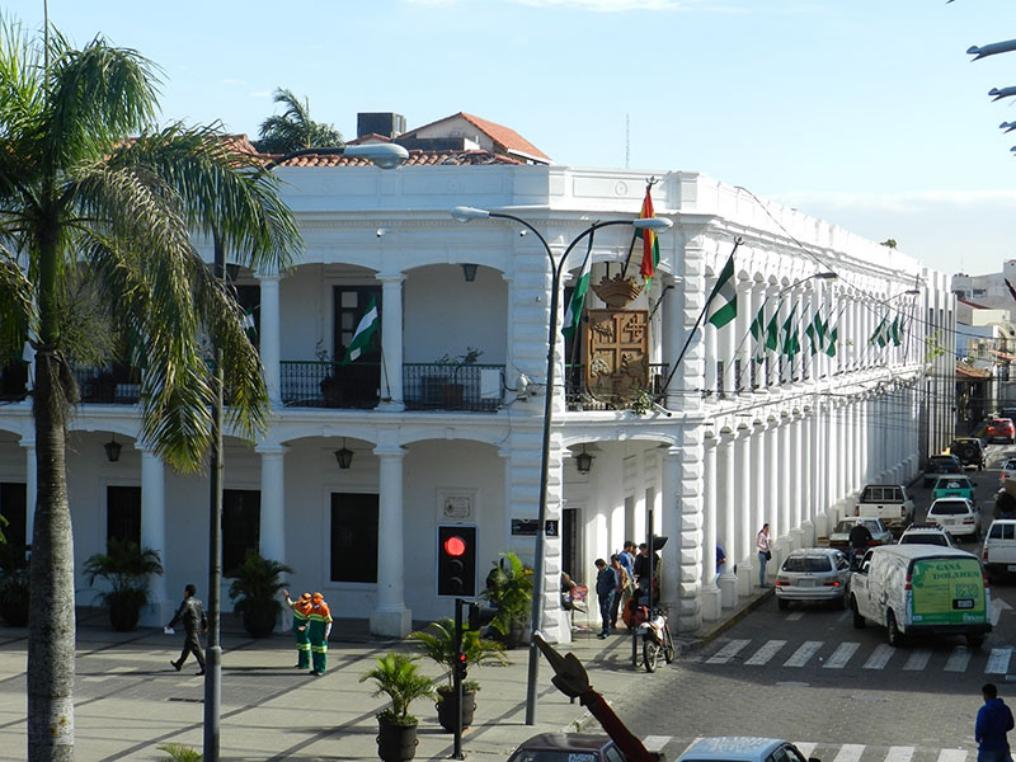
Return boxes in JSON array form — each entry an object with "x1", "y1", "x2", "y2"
[{"x1": 28, "y1": 226, "x2": 76, "y2": 761}]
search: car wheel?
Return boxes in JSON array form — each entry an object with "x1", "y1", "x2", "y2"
[
  {"x1": 778, "y1": 597, "x2": 789, "y2": 611},
  {"x1": 968, "y1": 634, "x2": 985, "y2": 649},
  {"x1": 851, "y1": 597, "x2": 866, "y2": 629},
  {"x1": 887, "y1": 610, "x2": 904, "y2": 648}
]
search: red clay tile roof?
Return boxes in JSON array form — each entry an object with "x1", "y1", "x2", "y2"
[
  {"x1": 269, "y1": 148, "x2": 521, "y2": 168},
  {"x1": 401, "y1": 112, "x2": 550, "y2": 163},
  {"x1": 956, "y1": 362, "x2": 992, "y2": 379}
]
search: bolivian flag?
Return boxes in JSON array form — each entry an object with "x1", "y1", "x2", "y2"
[{"x1": 638, "y1": 187, "x2": 660, "y2": 284}]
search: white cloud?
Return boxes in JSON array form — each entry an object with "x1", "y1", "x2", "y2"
[{"x1": 775, "y1": 189, "x2": 1016, "y2": 215}]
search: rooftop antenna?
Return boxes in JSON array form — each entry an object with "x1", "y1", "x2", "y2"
[{"x1": 625, "y1": 113, "x2": 630, "y2": 169}]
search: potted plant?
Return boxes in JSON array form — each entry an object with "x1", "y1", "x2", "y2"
[
  {"x1": 359, "y1": 652, "x2": 434, "y2": 762},
  {"x1": 0, "y1": 541, "x2": 30, "y2": 627},
  {"x1": 228, "y1": 551, "x2": 293, "y2": 638},
  {"x1": 83, "y1": 539, "x2": 164, "y2": 631},
  {"x1": 408, "y1": 618, "x2": 506, "y2": 732},
  {"x1": 482, "y1": 552, "x2": 533, "y2": 649}
]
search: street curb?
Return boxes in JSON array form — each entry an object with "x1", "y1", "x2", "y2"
[{"x1": 677, "y1": 587, "x2": 775, "y2": 654}]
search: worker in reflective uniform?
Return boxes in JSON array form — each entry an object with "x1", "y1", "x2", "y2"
[
  {"x1": 307, "y1": 592, "x2": 333, "y2": 676},
  {"x1": 283, "y1": 590, "x2": 312, "y2": 670}
]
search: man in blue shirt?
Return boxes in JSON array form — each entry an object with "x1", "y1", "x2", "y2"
[
  {"x1": 594, "y1": 558, "x2": 617, "y2": 639},
  {"x1": 977, "y1": 683, "x2": 1015, "y2": 762}
]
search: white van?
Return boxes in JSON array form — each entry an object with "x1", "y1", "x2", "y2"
[{"x1": 849, "y1": 545, "x2": 990, "y2": 648}]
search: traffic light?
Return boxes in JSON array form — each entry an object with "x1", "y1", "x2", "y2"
[
  {"x1": 438, "y1": 526, "x2": 476, "y2": 596},
  {"x1": 467, "y1": 601, "x2": 497, "y2": 632}
]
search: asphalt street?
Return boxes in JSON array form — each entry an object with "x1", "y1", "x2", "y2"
[{"x1": 612, "y1": 443, "x2": 1016, "y2": 762}]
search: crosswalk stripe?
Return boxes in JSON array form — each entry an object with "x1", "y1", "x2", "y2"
[
  {"x1": 795, "y1": 743, "x2": 816, "y2": 759},
  {"x1": 945, "y1": 647, "x2": 972, "y2": 673},
  {"x1": 832, "y1": 743, "x2": 865, "y2": 762},
  {"x1": 883, "y1": 746, "x2": 914, "y2": 762},
  {"x1": 936, "y1": 750, "x2": 967, "y2": 762},
  {"x1": 706, "y1": 639, "x2": 751, "y2": 665},
  {"x1": 863, "y1": 644, "x2": 895, "y2": 670},
  {"x1": 986, "y1": 648, "x2": 1013, "y2": 674},
  {"x1": 823, "y1": 642, "x2": 860, "y2": 669},
  {"x1": 903, "y1": 649, "x2": 932, "y2": 671},
  {"x1": 784, "y1": 640, "x2": 823, "y2": 668},
  {"x1": 643, "y1": 736, "x2": 672, "y2": 753},
  {"x1": 745, "y1": 640, "x2": 787, "y2": 666},
  {"x1": 787, "y1": 611, "x2": 805, "y2": 621}
]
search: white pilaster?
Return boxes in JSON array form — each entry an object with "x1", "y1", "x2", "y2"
[
  {"x1": 660, "y1": 445, "x2": 682, "y2": 614},
  {"x1": 257, "y1": 445, "x2": 287, "y2": 563},
  {"x1": 378, "y1": 273, "x2": 405, "y2": 410},
  {"x1": 257, "y1": 272, "x2": 281, "y2": 406},
  {"x1": 370, "y1": 443, "x2": 411, "y2": 637},
  {"x1": 790, "y1": 412, "x2": 803, "y2": 548},
  {"x1": 140, "y1": 447, "x2": 169, "y2": 626},
  {"x1": 776, "y1": 413, "x2": 792, "y2": 562},
  {"x1": 735, "y1": 423, "x2": 752, "y2": 595},
  {"x1": 701, "y1": 433, "x2": 721, "y2": 621},
  {"x1": 802, "y1": 408, "x2": 815, "y2": 544},
  {"x1": 718, "y1": 429, "x2": 737, "y2": 607}
]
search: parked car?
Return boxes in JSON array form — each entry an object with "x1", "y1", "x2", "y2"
[
  {"x1": 855, "y1": 484, "x2": 914, "y2": 534},
  {"x1": 677, "y1": 737, "x2": 820, "y2": 762},
  {"x1": 508, "y1": 734, "x2": 627, "y2": 762},
  {"x1": 932, "y1": 476, "x2": 976, "y2": 502},
  {"x1": 775, "y1": 548, "x2": 851, "y2": 610},
  {"x1": 828, "y1": 517, "x2": 893, "y2": 550},
  {"x1": 950, "y1": 438, "x2": 986, "y2": 471},
  {"x1": 898, "y1": 523, "x2": 956, "y2": 548},
  {"x1": 924, "y1": 454, "x2": 963, "y2": 487},
  {"x1": 1000, "y1": 458, "x2": 1016, "y2": 486},
  {"x1": 982, "y1": 519, "x2": 1016, "y2": 581},
  {"x1": 850, "y1": 545, "x2": 990, "y2": 648},
  {"x1": 987, "y1": 418, "x2": 1016, "y2": 444},
  {"x1": 927, "y1": 498, "x2": 981, "y2": 540}
]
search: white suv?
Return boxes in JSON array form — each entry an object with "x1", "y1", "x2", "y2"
[
  {"x1": 926, "y1": 498, "x2": 980, "y2": 540},
  {"x1": 983, "y1": 519, "x2": 1016, "y2": 580},
  {"x1": 898, "y1": 524, "x2": 956, "y2": 548}
]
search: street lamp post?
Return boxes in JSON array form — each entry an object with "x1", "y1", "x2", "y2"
[
  {"x1": 451, "y1": 206, "x2": 672, "y2": 725},
  {"x1": 203, "y1": 142, "x2": 409, "y2": 762}
]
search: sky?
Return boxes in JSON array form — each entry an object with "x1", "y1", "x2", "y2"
[{"x1": 7, "y1": 0, "x2": 1016, "y2": 275}]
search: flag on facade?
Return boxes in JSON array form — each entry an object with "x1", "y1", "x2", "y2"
[
  {"x1": 749, "y1": 304, "x2": 767, "y2": 362},
  {"x1": 241, "y1": 309, "x2": 257, "y2": 341},
  {"x1": 705, "y1": 252, "x2": 737, "y2": 328},
  {"x1": 637, "y1": 186, "x2": 660, "y2": 284},
  {"x1": 781, "y1": 306, "x2": 800, "y2": 357},
  {"x1": 825, "y1": 322, "x2": 839, "y2": 357},
  {"x1": 804, "y1": 310, "x2": 826, "y2": 355},
  {"x1": 890, "y1": 315, "x2": 902, "y2": 347},
  {"x1": 563, "y1": 246, "x2": 592, "y2": 341},
  {"x1": 869, "y1": 316, "x2": 889, "y2": 348},
  {"x1": 341, "y1": 298, "x2": 379, "y2": 365}
]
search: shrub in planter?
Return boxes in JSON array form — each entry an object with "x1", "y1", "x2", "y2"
[
  {"x1": 408, "y1": 618, "x2": 506, "y2": 732},
  {"x1": 228, "y1": 551, "x2": 292, "y2": 638},
  {"x1": 360, "y1": 652, "x2": 434, "y2": 762},
  {"x1": 84, "y1": 539, "x2": 163, "y2": 632},
  {"x1": 482, "y1": 551, "x2": 533, "y2": 649},
  {"x1": 0, "y1": 543, "x2": 30, "y2": 627}
]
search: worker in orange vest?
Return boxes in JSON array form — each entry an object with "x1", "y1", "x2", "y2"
[
  {"x1": 307, "y1": 592, "x2": 333, "y2": 676},
  {"x1": 282, "y1": 590, "x2": 312, "y2": 670}
]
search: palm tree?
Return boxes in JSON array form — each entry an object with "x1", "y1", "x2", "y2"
[
  {"x1": 253, "y1": 87, "x2": 343, "y2": 154},
  {"x1": 0, "y1": 21, "x2": 299, "y2": 761}
]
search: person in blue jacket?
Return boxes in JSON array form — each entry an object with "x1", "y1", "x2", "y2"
[
  {"x1": 594, "y1": 558, "x2": 617, "y2": 640},
  {"x1": 977, "y1": 683, "x2": 1015, "y2": 762}
]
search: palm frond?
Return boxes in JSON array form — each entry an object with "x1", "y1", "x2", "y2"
[{"x1": 0, "y1": 242, "x2": 34, "y2": 363}]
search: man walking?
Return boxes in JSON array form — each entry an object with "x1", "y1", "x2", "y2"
[
  {"x1": 848, "y1": 521, "x2": 873, "y2": 570},
  {"x1": 307, "y1": 592, "x2": 333, "y2": 676},
  {"x1": 167, "y1": 584, "x2": 207, "y2": 675},
  {"x1": 283, "y1": 590, "x2": 313, "y2": 670},
  {"x1": 594, "y1": 558, "x2": 617, "y2": 639},
  {"x1": 977, "y1": 683, "x2": 1015, "y2": 762}
]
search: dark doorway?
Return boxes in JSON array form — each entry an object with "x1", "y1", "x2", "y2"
[
  {"x1": 328, "y1": 286, "x2": 383, "y2": 408},
  {"x1": 222, "y1": 489, "x2": 261, "y2": 577},
  {"x1": 0, "y1": 482, "x2": 27, "y2": 549},
  {"x1": 106, "y1": 486, "x2": 141, "y2": 549},
  {"x1": 330, "y1": 492, "x2": 379, "y2": 583},
  {"x1": 562, "y1": 507, "x2": 581, "y2": 584}
]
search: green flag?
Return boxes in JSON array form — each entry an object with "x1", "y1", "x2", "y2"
[
  {"x1": 890, "y1": 316, "x2": 902, "y2": 347},
  {"x1": 750, "y1": 303, "x2": 768, "y2": 362},
  {"x1": 705, "y1": 252, "x2": 737, "y2": 328},
  {"x1": 241, "y1": 308, "x2": 257, "y2": 342},
  {"x1": 562, "y1": 248, "x2": 592, "y2": 341},
  {"x1": 825, "y1": 323, "x2": 838, "y2": 357},
  {"x1": 869, "y1": 316, "x2": 888, "y2": 348},
  {"x1": 781, "y1": 307, "x2": 799, "y2": 357},
  {"x1": 805, "y1": 310, "x2": 827, "y2": 356},
  {"x1": 341, "y1": 298, "x2": 379, "y2": 365}
]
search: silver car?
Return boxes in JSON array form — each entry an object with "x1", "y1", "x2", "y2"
[{"x1": 776, "y1": 548, "x2": 851, "y2": 610}]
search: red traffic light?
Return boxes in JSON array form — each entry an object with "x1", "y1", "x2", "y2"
[{"x1": 443, "y1": 535, "x2": 467, "y2": 558}]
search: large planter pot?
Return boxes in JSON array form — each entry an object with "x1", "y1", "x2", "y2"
[
  {"x1": 0, "y1": 584, "x2": 29, "y2": 627},
  {"x1": 496, "y1": 618, "x2": 527, "y2": 649},
  {"x1": 436, "y1": 687, "x2": 476, "y2": 733},
  {"x1": 376, "y1": 715, "x2": 418, "y2": 762},
  {"x1": 108, "y1": 596, "x2": 141, "y2": 632},
  {"x1": 241, "y1": 605, "x2": 278, "y2": 638}
]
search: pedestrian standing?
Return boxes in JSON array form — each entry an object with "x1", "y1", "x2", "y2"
[
  {"x1": 618, "y1": 541, "x2": 636, "y2": 585},
  {"x1": 594, "y1": 558, "x2": 616, "y2": 639},
  {"x1": 283, "y1": 590, "x2": 313, "y2": 670},
  {"x1": 977, "y1": 683, "x2": 1015, "y2": 762},
  {"x1": 167, "y1": 583, "x2": 207, "y2": 675},
  {"x1": 716, "y1": 544, "x2": 727, "y2": 582},
  {"x1": 307, "y1": 592, "x2": 333, "y2": 676},
  {"x1": 608, "y1": 554, "x2": 629, "y2": 630},
  {"x1": 756, "y1": 524, "x2": 772, "y2": 588}
]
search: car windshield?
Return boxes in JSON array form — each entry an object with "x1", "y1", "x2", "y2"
[
  {"x1": 936, "y1": 480, "x2": 970, "y2": 490},
  {"x1": 861, "y1": 486, "x2": 902, "y2": 502},
  {"x1": 782, "y1": 556, "x2": 833, "y2": 573},
  {"x1": 1006, "y1": 461, "x2": 1016, "y2": 471},
  {"x1": 900, "y1": 534, "x2": 948, "y2": 546},
  {"x1": 930, "y1": 502, "x2": 969, "y2": 516}
]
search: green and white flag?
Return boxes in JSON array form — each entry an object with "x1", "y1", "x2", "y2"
[
  {"x1": 241, "y1": 309, "x2": 257, "y2": 340},
  {"x1": 869, "y1": 316, "x2": 889, "y2": 348},
  {"x1": 562, "y1": 248, "x2": 592, "y2": 342},
  {"x1": 749, "y1": 302, "x2": 780, "y2": 362},
  {"x1": 825, "y1": 322, "x2": 839, "y2": 358},
  {"x1": 890, "y1": 316, "x2": 903, "y2": 347},
  {"x1": 341, "y1": 298, "x2": 379, "y2": 366},
  {"x1": 804, "y1": 310, "x2": 826, "y2": 356},
  {"x1": 781, "y1": 306, "x2": 800, "y2": 357},
  {"x1": 705, "y1": 252, "x2": 737, "y2": 329}
]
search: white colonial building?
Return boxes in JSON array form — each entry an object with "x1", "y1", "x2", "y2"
[{"x1": 0, "y1": 129, "x2": 955, "y2": 639}]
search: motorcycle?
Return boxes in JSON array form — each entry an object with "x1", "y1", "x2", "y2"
[{"x1": 631, "y1": 604, "x2": 675, "y2": 672}]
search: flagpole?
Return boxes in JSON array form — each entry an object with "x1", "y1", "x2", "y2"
[{"x1": 566, "y1": 231, "x2": 596, "y2": 400}]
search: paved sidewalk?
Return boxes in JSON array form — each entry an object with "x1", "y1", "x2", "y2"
[{"x1": 0, "y1": 620, "x2": 661, "y2": 761}]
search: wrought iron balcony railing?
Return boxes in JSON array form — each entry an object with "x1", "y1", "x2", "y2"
[
  {"x1": 72, "y1": 365, "x2": 140, "y2": 404},
  {"x1": 565, "y1": 363, "x2": 669, "y2": 411},
  {"x1": 403, "y1": 363, "x2": 503, "y2": 413},
  {"x1": 280, "y1": 361, "x2": 381, "y2": 409}
]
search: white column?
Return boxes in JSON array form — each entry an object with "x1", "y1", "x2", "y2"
[
  {"x1": 258, "y1": 273, "x2": 281, "y2": 406},
  {"x1": 701, "y1": 434, "x2": 721, "y2": 620},
  {"x1": 736, "y1": 423, "x2": 752, "y2": 595},
  {"x1": 257, "y1": 445, "x2": 287, "y2": 563},
  {"x1": 21, "y1": 438, "x2": 35, "y2": 550},
  {"x1": 789, "y1": 413, "x2": 804, "y2": 549},
  {"x1": 704, "y1": 275, "x2": 718, "y2": 398},
  {"x1": 752, "y1": 282, "x2": 767, "y2": 392},
  {"x1": 719, "y1": 429, "x2": 737, "y2": 607},
  {"x1": 802, "y1": 409, "x2": 815, "y2": 543},
  {"x1": 765, "y1": 418, "x2": 779, "y2": 540},
  {"x1": 662, "y1": 280, "x2": 683, "y2": 409},
  {"x1": 750, "y1": 418, "x2": 766, "y2": 586},
  {"x1": 140, "y1": 447, "x2": 169, "y2": 625},
  {"x1": 734, "y1": 277, "x2": 752, "y2": 395},
  {"x1": 371, "y1": 444, "x2": 411, "y2": 637},
  {"x1": 379, "y1": 274, "x2": 405, "y2": 410},
  {"x1": 660, "y1": 445, "x2": 682, "y2": 614},
  {"x1": 776, "y1": 414, "x2": 792, "y2": 562}
]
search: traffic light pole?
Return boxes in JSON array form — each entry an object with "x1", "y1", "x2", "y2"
[{"x1": 452, "y1": 598, "x2": 465, "y2": 761}]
